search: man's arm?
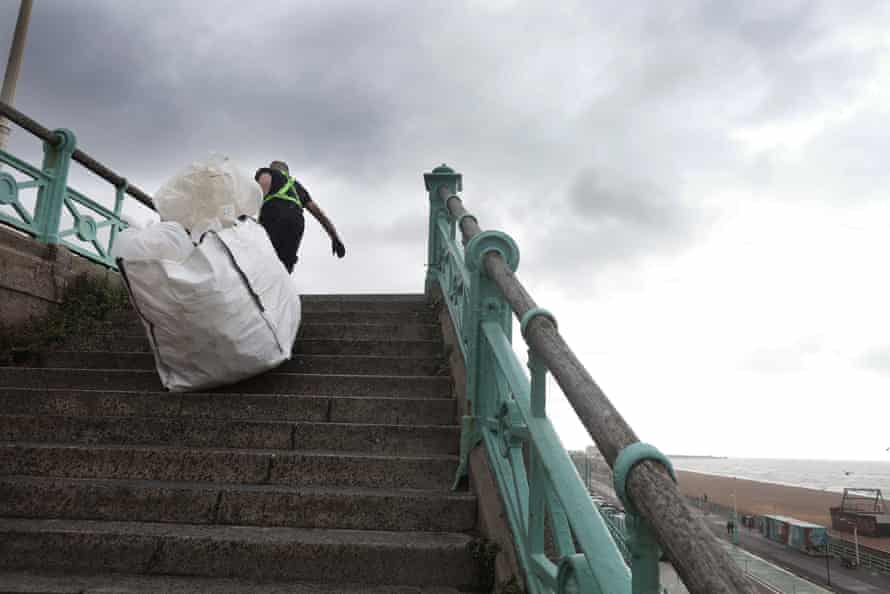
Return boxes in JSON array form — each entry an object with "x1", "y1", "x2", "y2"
[{"x1": 305, "y1": 200, "x2": 346, "y2": 258}]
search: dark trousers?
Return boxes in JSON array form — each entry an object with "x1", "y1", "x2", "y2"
[{"x1": 259, "y1": 199, "x2": 305, "y2": 273}]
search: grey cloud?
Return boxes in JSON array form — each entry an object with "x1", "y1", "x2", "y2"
[
  {"x1": 3, "y1": 1, "x2": 425, "y2": 180},
  {"x1": 568, "y1": 167, "x2": 679, "y2": 231},
  {"x1": 2, "y1": 0, "x2": 889, "y2": 297},
  {"x1": 514, "y1": 164, "x2": 702, "y2": 292},
  {"x1": 684, "y1": 2, "x2": 878, "y2": 124}
]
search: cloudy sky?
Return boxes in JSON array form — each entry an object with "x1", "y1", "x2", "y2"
[{"x1": 3, "y1": 0, "x2": 890, "y2": 461}]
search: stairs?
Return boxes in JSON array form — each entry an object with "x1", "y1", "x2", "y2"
[{"x1": 0, "y1": 294, "x2": 485, "y2": 592}]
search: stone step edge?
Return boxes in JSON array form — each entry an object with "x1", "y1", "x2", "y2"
[
  {"x1": 94, "y1": 320, "x2": 442, "y2": 331},
  {"x1": 102, "y1": 323, "x2": 442, "y2": 336},
  {"x1": 107, "y1": 307, "x2": 438, "y2": 321},
  {"x1": 0, "y1": 571, "x2": 466, "y2": 594},
  {"x1": 0, "y1": 368, "x2": 452, "y2": 383},
  {"x1": 7, "y1": 352, "x2": 449, "y2": 374},
  {"x1": 0, "y1": 517, "x2": 472, "y2": 548},
  {"x1": 0, "y1": 386, "x2": 455, "y2": 405},
  {"x1": 0, "y1": 388, "x2": 457, "y2": 426},
  {"x1": 36, "y1": 337, "x2": 445, "y2": 347},
  {"x1": 0, "y1": 475, "x2": 475, "y2": 500},
  {"x1": 0, "y1": 441, "x2": 460, "y2": 462},
  {"x1": 108, "y1": 311, "x2": 439, "y2": 322},
  {"x1": 301, "y1": 294, "x2": 428, "y2": 300},
  {"x1": 0, "y1": 414, "x2": 460, "y2": 432},
  {"x1": 14, "y1": 351, "x2": 446, "y2": 363}
]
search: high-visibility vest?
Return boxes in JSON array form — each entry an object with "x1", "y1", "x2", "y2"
[{"x1": 264, "y1": 174, "x2": 302, "y2": 207}]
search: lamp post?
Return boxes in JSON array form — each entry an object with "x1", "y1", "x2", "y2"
[
  {"x1": 0, "y1": 0, "x2": 34, "y2": 151},
  {"x1": 731, "y1": 492, "x2": 739, "y2": 545},
  {"x1": 852, "y1": 522, "x2": 860, "y2": 567},
  {"x1": 840, "y1": 518, "x2": 861, "y2": 567}
]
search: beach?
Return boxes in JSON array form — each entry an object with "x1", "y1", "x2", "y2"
[
  {"x1": 677, "y1": 470, "x2": 890, "y2": 553},
  {"x1": 677, "y1": 470, "x2": 838, "y2": 525}
]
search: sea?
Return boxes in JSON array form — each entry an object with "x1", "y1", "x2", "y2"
[{"x1": 668, "y1": 457, "x2": 890, "y2": 496}]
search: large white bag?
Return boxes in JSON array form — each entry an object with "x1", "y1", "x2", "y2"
[
  {"x1": 117, "y1": 218, "x2": 301, "y2": 392},
  {"x1": 153, "y1": 154, "x2": 262, "y2": 241},
  {"x1": 112, "y1": 221, "x2": 194, "y2": 262}
]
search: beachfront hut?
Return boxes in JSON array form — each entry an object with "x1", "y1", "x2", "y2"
[
  {"x1": 761, "y1": 514, "x2": 791, "y2": 544},
  {"x1": 788, "y1": 520, "x2": 827, "y2": 553},
  {"x1": 759, "y1": 514, "x2": 827, "y2": 553}
]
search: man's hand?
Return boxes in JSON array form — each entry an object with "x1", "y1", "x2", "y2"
[{"x1": 332, "y1": 237, "x2": 346, "y2": 258}]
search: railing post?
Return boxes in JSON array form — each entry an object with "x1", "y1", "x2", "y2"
[
  {"x1": 613, "y1": 443, "x2": 677, "y2": 594},
  {"x1": 464, "y1": 230, "x2": 519, "y2": 421},
  {"x1": 626, "y1": 514, "x2": 662, "y2": 594},
  {"x1": 423, "y1": 164, "x2": 462, "y2": 296},
  {"x1": 108, "y1": 178, "x2": 128, "y2": 262},
  {"x1": 33, "y1": 128, "x2": 76, "y2": 244},
  {"x1": 450, "y1": 228, "x2": 519, "y2": 488}
]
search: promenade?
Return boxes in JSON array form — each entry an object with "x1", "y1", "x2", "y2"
[{"x1": 702, "y1": 512, "x2": 890, "y2": 594}]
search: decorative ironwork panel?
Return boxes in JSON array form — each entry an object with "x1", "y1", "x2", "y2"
[
  {"x1": 0, "y1": 149, "x2": 49, "y2": 236},
  {"x1": 59, "y1": 186, "x2": 127, "y2": 268}
]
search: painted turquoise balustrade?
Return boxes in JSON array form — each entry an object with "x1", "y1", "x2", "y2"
[
  {"x1": 601, "y1": 510, "x2": 632, "y2": 566},
  {"x1": 1, "y1": 132, "x2": 128, "y2": 268},
  {"x1": 424, "y1": 164, "x2": 758, "y2": 594},
  {"x1": 424, "y1": 164, "x2": 658, "y2": 594},
  {"x1": 569, "y1": 456, "x2": 633, "y2": 566},
  {"x1": 57, "y1": 184, "x2": 128, "y2": 268},
  {"x1": 0, "y1": 102, "x2": 155, "y2": 269},
  {"x1": 0, "y1": 147, "x2": 47, "y2": 236}
]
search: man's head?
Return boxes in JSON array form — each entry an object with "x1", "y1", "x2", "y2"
[{"x1": 269, "y1": 160, "x2": 289, "y2": 174}]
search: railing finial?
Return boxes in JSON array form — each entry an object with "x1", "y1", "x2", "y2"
[
  {"x1": 424, "y1": 163, "x2": 462, "y2": 193},
  {"x1": 465, "y1": 229, "x2": 519, "y2": 273}
]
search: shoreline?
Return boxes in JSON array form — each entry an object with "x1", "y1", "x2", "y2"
[
  {"x1": 676, "y1": 469, "x2": 840, "y2": 526},
  {"x1": 672, "y1": 467, "x2": 847, "y2": 496}
]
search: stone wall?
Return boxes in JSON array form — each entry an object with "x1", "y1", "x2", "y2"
[
  {"x1": 431, "y1": 285, "x2": 525, "y2": 592},
  {"x1": 0, "y1": 225, "x2": 121, "y2": 330}
]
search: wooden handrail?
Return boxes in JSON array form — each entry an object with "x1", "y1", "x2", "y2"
[
  {"x1": 440, "y1": 186, "x2": 756, "y2": 594},
  {"x1": 0, "y1": 100, "x2": 155, "y2": 210}
]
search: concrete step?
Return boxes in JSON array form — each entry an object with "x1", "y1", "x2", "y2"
[
  {"x1": 107, "y1": 294, "x2": 432, "y2": 317},
  {"x1": 43, "y1": 336, "x2": 446, "y2": 356},
  {"x1": 301, "y1": 293, "x2": 433, "y2": 313},
  {"x1": 74, "y1": 323, "x2": 440, "y2": 344},
  {"x1": 0, "y1": 368, "x2": 452, "y2": 399},
  {"x1": 295, "y1": 338, "x2": 444, "y2": 357},
  {"x1": 105, "y1": 309, "x2": 438, "y2": 330},
  {"x1": 0, "y1": 443, "x2": 458, "y2": 490},
  {"x1": 0, "y1": 415, "x2": 459, "y2": 455},
  {"x1": 0, "y1": 518, "x2": 483, "y2": 587},
  {"x1": 0, "y1": 571, "x2": 468, "y2": 593},
  {"x1": 0, "y1": 476, "x2": 476, "y2": 532},
  {"x1": 299, "y1": 323, "x2": 440, "y2": 341},
  {"x1": 0, "y1": 389, "x2": 457, "y2": 426},
  {"x1": 11, "y1": 351, "x2": 447, "y2": 377}
]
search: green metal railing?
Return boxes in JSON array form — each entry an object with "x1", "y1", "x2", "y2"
[
  {"x1": 829, "y1": 536, "x2": 890, "y2": 575},
  {"x1": 0, "y1": 101, "x2": 154, "y2": 267},
  {"x1": 424, "y1": 165, "x2": 756, "y2": 594},
  {"x1": 570, "y1": 454, "x2": 633, "y2": 565}
]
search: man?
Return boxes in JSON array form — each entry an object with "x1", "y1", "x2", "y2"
[{"x1": 254, "y1": 160, "x2": 345, "y2": 272}]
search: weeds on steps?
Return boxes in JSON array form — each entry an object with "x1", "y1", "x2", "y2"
[{"x1": 0, "y1": 274, "x2": 129, "y2": 363}]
